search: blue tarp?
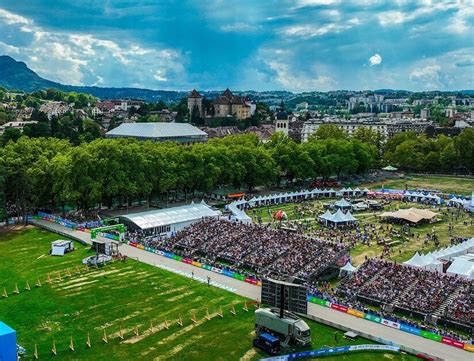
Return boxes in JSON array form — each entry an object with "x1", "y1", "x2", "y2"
[{"x1": 0, "y1": 322, "x2": 16, "y2": 361}]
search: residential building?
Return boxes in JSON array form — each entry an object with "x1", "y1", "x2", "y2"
[
  {"x1": 420, "y1": 108, "x2": 430, "y2": 120},
  {"x1": 0, "y1": 121, "x2": 38, "y2": 134},
  {"x1": 301, "y1": 117, "x2": 431, "y2": 142},
  {"x1": 39, "y1": 101, "x2": 71, "y2": 120}
]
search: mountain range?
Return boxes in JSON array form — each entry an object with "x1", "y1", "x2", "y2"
[
  {"x1": 0, "y1": 55, "x2": 186, "y2": 102},
  {"x1": 0, "y1": 55, "x2": 472, "y2": 102}
]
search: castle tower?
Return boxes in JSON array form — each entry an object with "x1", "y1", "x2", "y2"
[{"x1": 187, "y1": 89, "x2": 203, "y2": 117}]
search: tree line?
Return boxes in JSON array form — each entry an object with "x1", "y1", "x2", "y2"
[
  {"x1": 0, "y1": 126, "x2": 472, "y2": 219},
  {"x1": 1, "y1": 132, "x2": 376, "y2": 218}
]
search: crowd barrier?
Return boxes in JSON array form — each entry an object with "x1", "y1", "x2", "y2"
[
  {"x1": 127, "y1": 241, "x2": 262, "y2": 286},
  {"x1": 307, "y1": 295, "x2": 473, "y2": 353},
  {"x1": 261, "y1": 344, "x2": 400, "y2": 361}
]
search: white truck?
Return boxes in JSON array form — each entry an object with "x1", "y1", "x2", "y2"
[{"x1": 255, "y1": 308, "x2": 311, "y2": 347}]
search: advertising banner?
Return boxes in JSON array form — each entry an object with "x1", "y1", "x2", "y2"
[
  {"x1": 441, "y1": 337, "x2": 465, "y2": 349},
  {"x1": 381, "y1": 319, "x2": 401, "y2": 329},
  {"x1": 420, "y1": 330, "x2": 442, "y2": 342},
  {"x1": 364, "y1": 314, "x2": 382, "y2": 323},
  {"x1": 347, "y1": 308, "x2": 365, "y2": 318},
  {"x1": 399, "y1": 324, "x2": 421, "y2": 335}
]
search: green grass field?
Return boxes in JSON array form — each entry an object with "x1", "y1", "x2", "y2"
[
  {"x1": 359, "y1": 174, "x2": 474, "y2": 196},
  {"x1": 0, "y1": 227, "x2": 418, "y2": 361}
]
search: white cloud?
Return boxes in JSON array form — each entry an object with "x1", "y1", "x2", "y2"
[
  {"x1": 220, "y1": 22, "x2": 259, "y2": 32},
  {"x1": 410, "y1": 64, "x2": 442, "y2": 88},
  {"x1": 0, "y1": 41, "x2": 20, "y2": 54},
  {"x1": 0, "y1": 8, "x2": 30, "y2": 25},
  {"x1": 296, "y1": 0, "x2": 340, "y2": 6},
  {"x1": 0, "y1": 7, "x2": 184, "y2": 87},
  {"x1": 446, "y1": 5, "x2": 474, "y2": 34},
  {"x1": 153, "y1": 70, "x2": 167, "y2": 82},
  {"x1": 368, "y1": 53, "x2": 382, "y2": 66},
  {"x1": 282, "y1": 23, "x2": 350, "y2": 38},
  {"x1": 260, "y1": 48, "x2": 337, "y2": 91},
  {"x1": 378, "y1": 11, "x2": 406, "y2": 26}
]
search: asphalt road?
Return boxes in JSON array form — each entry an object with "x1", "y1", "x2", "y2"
[{"x1": 31, "y1": 220, "x2": 470, "y2": 361}]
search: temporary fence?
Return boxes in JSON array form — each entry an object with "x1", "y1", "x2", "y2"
[
  {"x1": 127, "y1": 241, "x2": 262, "y2": 287},
  {"x1": 307, "y1": 294, "x2": 473, "y2": 353}
]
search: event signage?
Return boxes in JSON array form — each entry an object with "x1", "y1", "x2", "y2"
[
  {"x1": 127, "y1": 241, "x2": 261, "y2": 286},
  {"x1": 307, "y1": 295, "x2": 470, "y2": 353},
  {"x1": 399, "y1": 324, "x2": 421, "y2": 335},
  {"x1": 381, "y1": 319, "x2": 401, "y2": 329},
  {"x1": 261, "y1": 344, "x2": 400, "y2": 361}
]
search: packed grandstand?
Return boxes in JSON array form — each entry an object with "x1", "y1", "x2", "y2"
[
  {"x1": 337, "y1": 258, "x2": 473, "y2": 331},
  {"x1": 127, "y1": 218, "x2": 348, "y2": 282}
]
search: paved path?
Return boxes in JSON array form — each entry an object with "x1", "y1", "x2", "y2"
[{"x1": 31, "y1": 220, "x2": 469, "y2": 360}]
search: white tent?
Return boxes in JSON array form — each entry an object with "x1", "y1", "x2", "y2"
[
  {"x1": 446, "y1": 258, "x2": 474, "y2": 279},
  {"x1": 343, "y1": 211, "x2": 357, "y2": 222},
  {"x1": 404, "y1": 252, "x2": 424, "y2": 267},
  {"x1": 334, "y1": 198, "x2": 352, "y2": 209},
  {"x1": 319, "y1": 210, "x2": 333, "y2": 221},
  {"x1": 339, "y1": 262, "x2": 357, "y2": 278}
]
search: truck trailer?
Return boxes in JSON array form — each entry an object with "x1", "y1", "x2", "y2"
[{"x1": 255, "y1": 308, "x2": 311, "y2": 347}]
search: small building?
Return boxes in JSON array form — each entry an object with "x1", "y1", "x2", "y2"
[
  {"x1": 105, "y1": 122, "x2": 208, "y2": 144},
  {"x1": 91, "y1": 239, "x2": 119, "y2": 256},
  {"x1": 118, "y1": 202, "x2": 221, "y2": 237},
  {"x1": 51, "y1": 240, "x2": 74, "y2": 256}
]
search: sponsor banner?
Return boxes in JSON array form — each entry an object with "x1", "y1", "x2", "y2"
[
  {"x1": 347, "y1": 308, "x2": 365, "y2": 318},
  {"x1": 464, "y1": 343, "x2": 474, "y2": 352},
  {"x1": 245, "y1": 277, "x2": 258, "y2": 285},
  {"x1": 399, "y1": 324, "x2": 421, "y2": 336},
  {"x1": 211, "y1": 267, "x2": 223, "y2": 274},
  {"x1": 163, "y1": 252, "x2": 174, "y2": 259},
  {"x1": 222, "y1": 269, "x2": 234, "y2": 277},
  {"x1": 364, "y1": 314, "x2": 382, "y2": 323},
  {"x1": 381, "y1": 319, "x2": 400, "y2": 329},
  {"x1": 348, "y1": 345, "x2": 400, "y2": 353},
  {"x1": 202, "y1": 264, "x2": 212, "y2": 271},
  {"x1": 420, "y1": 330, "x2": 442, "y2": 342},
  {"x1": 191, "y1": 261, "x2": 202, "y2": 268},
  {"x1": 172, "y1": 255, "x2": 182, "y2": 261},
  {"x1": 441, "y1": 337, "x2": 465, "y2": 349},
  {"x1": 330, "y1": 304, "x2": 348, "y2": 313},
  {"x1": 183, "y1": 258, "x2": 192, "y2": 264},
  {"x1": 262, "y1": 344, "x2": 400, "y2": 361}
]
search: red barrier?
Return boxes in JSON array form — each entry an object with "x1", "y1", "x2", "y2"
[
  {"x1": 441, "y1": 337, "x2": 465, "y2": 349},
  {"x1": 330, "y1": 304, "x2": 348, "y2": 313},
  {"x1": 245, "y1": 277, "x2": 258, "y2": 285}
]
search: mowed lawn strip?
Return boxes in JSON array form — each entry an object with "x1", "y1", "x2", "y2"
[{"x1": 0, "y1": 227, "x2": 417, "y2": 360}]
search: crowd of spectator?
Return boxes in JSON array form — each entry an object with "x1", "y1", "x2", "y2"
[
  {"x1": 336, "y1": 258, "x2": 473, "y2": 329},
  {"x1": 443, "y1": 283, "x2": 472, "y2": 326},
  {"x1": 130, "y1": 218, "x2": 347, "y2": 282}
]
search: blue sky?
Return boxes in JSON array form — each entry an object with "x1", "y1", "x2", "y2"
[{"x1": 0, "y1": 0, "x2": 472, "y2": 91}]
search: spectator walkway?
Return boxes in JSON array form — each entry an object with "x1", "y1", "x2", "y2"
[{"x1": 30, "y1": 219, "x2": 470, "y2": 361}]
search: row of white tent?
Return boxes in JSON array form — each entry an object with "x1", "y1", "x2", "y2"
[
  {"x1": 226, "y1": 199, "x2": 252, "y2": 224},
  {"x1": 319, "y1": 209, "x2": 358, "y2": 224},
  {"x1": 402, "y1": 191, "x2": 442, "y2": 204},
  {"x1": 247, "y1": 188, "x2": 369, "y2": 207},
  {"x1": 403, "y1": 238, "x2": 474, "y2": 278}
]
